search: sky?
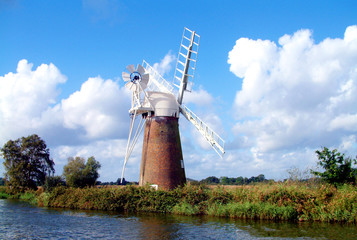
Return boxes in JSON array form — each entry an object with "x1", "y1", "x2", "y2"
[{"x1": 1, "y1": 0, "x2": 357, "y2": 182}]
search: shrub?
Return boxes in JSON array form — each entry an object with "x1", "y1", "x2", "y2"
[{"x1": 43, "y1": 176, "x2": 65, "y2": 192}]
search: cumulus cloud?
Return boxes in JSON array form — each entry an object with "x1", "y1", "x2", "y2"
[
  {"x1": 52, "y1": 139, "x2": 141, "y2": 181},
  {"x1": 183, "y1": 87, "x2": 214, "y2": 106},
  {"x1": 0, "y1": 59, "x2": 135, "y2": 181},
  {"x1": 153, "y1": 52, "x2": 176, "y2": 76},
  {"x1": 228, "y1": 25, "x2": 357, "y2": 168},
  {"x1": 0, "y1": 59, "x2": 131, "y2": 145},
  {"x1": 0, "y1": 59, "x2": 67, "y2": 143},
  {"x1": 61, "y1": 76, "x2": 131, "y2": 140}
]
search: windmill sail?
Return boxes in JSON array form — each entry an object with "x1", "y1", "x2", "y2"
[
  {"x1": 180, "y1": 104, "x2": 225, "y2": 157},
  {"x1": 174, "y1": 28, "x2": 200, "y2": 95},
  {"x1": 175, "y1": 28, "x2": 200, "y2": 104}
]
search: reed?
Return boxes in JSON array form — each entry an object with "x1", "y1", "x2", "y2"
[
  {"x1": 0, "y1": 186, "x2": 9, "y2": 199},
  {"x1": 19, "y1": 191, "x2": 37, "y2": 205},
  {"x1": 3, "y1": 182, "x2": 356, "y2": 223}
]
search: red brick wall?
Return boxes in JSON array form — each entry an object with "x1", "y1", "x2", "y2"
[{"x1": 139, "y1": 116, "x2": 186, "y2": 190}]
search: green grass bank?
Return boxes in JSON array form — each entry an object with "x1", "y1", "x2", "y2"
[{"x1": 1, "y1": 183, "x2": 356, "y2": 223}]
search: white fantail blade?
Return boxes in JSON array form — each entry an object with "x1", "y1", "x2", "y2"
[
  {"x1": 122, "y1": 72, "x2": 131, "y2": 82},
  {"x1": 130, "y1": 83, "x2": 138, "y2": 92},
  {"x1": 125, "y1": 81, "x2": 133, "y2": 89},
  {"x1": 126, "y1": 64, "x2": 136, "y2": 73},
  {"x1": 141, "y1": 73, "x2": 149, "y2": 85},
  {"x1": 125, "y1": 81, "x2": 138, "y2": 92},
  {"x1": 137, "y1": 64, "x2": 145, "y2": 75},
  {"x1": 140, "y1": 81, "x2": 147, "y2": 90}
]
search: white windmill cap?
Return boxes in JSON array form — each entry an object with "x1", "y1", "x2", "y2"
[{"x1": 144, "y1": 91, "x2": 179, "y2": 118}]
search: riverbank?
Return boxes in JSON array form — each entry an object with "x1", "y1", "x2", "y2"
[{"x1": 1, "y1": 182, "x2": 356, "y2": 223}]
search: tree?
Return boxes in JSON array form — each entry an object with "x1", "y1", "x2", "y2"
[
  {"x1": 0, "y1": 177, "x2": 4, "y2": 186},
  {"x1": 1, "y1": 134, "x2": 55, "y2": 191},
  {"x1": 1, "y1": 134, "x2": 55, "y2": 192},
  {"x1": 311, "y1": 147, "x2": 356, "y2": 185},
  {"x1": 257, "y1": 174, "x2": 265, "y2": 182},
  {"x1": 116, "y1": 177, "x2": 127, "y2": 185},
  {"x1": 220, "y1": 176, "x2": 233, "y2": 185},
  {"x1": 201, "y1": 176, "x2": 220, "y2": 184},
  {"x1": 63, "y1": 156, "x2": 101, "y2": 188}
]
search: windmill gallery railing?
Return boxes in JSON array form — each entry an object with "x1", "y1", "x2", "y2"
[{"x1": 142, "y1": 60, "x2": 176, "y2": 95}]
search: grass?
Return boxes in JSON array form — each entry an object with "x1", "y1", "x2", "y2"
[{"x1": 0, "y1": 186, "x2": 38, "y2": 204}]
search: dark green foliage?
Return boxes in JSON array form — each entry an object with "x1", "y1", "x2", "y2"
[
  {"x1": 311, "y1": 147, "x2": 356, "y2": 185},
  {"x1": 201, "y1": 174, "x2": 266, "y2": 185},
  {"x1": 116, "y1": 178, "x2": 127, "y2": 185},
  {"x1": 1, "y1": 134, "x2": 55, "y2": 192},
  {"x1": 0, "y1": 186, "x2": 9, "y2": 199},
  {"x1": 63, "y1": 156, "x2": 101, "y2": 188},
  {"x1": 201, "y1": 176, "x2": 220, "y2": 184},
  {"x1": 0, "y1": 177, "x2": 4, "y2": 186},
  {"x1": 43, "y1": 176, "x2": 65, "y2": 192}
]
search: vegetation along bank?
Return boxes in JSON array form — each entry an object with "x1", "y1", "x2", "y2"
[{"x1": 1, "y1": 182, "x2": 356, "y2": 223}]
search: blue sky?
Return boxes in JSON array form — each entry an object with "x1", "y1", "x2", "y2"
[{"x1": 1, "y1": 0, "x2": 357, "y2": 182}]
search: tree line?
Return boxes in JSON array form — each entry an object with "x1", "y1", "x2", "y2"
[{"x1": 200, "y1": 174, "x2": 267, "y2": 185}]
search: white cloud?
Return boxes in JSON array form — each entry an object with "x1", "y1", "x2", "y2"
[
  {"x1": 61, "y1": 76, "x2": 131, "y2": 139},
  {"x1": 183, "y1": 87, "x2": 214, "y2": 106},
  {"x1": 329, "y1": 114, "x2": 357, "y2": 131},
  {"x1": 153, "y1": 52, "x2": 176, "y2": 76},
  {"x1": 0, "y1": 59, "x2": 136, "y2": 181},
  {"x1": 177, "y1": 85, "x2": 225, "y2": 155},
  {"x1": 0, "y1": 59, "x2": 67, "y2": 144},
  {"x1": 52, "y1": 139, "x2": 142, "y2": 181},
  {"x1": 189, "y1": 113, "x2": 224, "y2": 151},
  {"x1": 227, "y1": 25, "x2": 357, "y2": 175},
  {"x1": 0, "y1": 60, "x2": 132, "y2": 146},
  {"x1": 338, "y1": 135, "x2": 356, "y2": 152}
]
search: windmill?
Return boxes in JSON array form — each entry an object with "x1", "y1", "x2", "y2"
[{"x1": 121, "y1": 28, "x2": 225, "y2": 190}]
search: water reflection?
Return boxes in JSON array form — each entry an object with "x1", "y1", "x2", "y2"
[{"x1": 0, "y1": 199, "x2": 356, "y2": 239}]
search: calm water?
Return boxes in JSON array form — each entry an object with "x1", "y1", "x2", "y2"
[{"x1": 0, "y1": 199, "x2": 356, "y2": 239}]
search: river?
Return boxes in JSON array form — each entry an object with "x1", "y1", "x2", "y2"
[{"x1": 0, "y1": 199, "x2": 356, "y2": 239}]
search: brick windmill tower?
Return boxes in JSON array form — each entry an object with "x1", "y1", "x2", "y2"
[{"x1": 120, "y1": 28, "x2": 225, "y2": 190}]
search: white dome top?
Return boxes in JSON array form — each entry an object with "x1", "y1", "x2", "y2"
[{"x1": 144, "y1": 91, "x2": 179, "y2": 117}]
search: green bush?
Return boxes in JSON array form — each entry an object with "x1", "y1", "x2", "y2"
[
  {"x1": 0, "y1": 186, "x2": 9, "y2": 199},
  {"x1": 43, "y1": 176, "x2": 65, "y2": 192}
]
